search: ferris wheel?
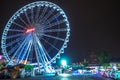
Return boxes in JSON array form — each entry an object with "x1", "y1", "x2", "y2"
[{"x1": 1, "y1": 1, "x2": 70, "y2": 70}]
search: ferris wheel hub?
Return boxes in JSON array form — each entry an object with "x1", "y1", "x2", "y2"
[{"x1": 26, "y1": 27, "x2": 35, "y2": 33}]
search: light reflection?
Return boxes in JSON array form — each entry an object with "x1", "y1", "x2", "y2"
[
  {"x1": 61, "y1": 77, "x2": 70, "y2": 80},
  {"x1": 59, "y1": 73, "x2": 71, "y2": 77}
]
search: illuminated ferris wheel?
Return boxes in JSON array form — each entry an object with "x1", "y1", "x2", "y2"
[{"x1": 1, "y1": 1, "x2": 70, "y2": 71}]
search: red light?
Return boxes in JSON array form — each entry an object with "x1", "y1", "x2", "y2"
[{"x1": 26, "y1": 28, "x2": 35, "y2": 33}]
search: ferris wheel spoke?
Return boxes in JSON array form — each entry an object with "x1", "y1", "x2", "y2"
[
  {"x1": 41, "y1": 38, "x2": 59, "y2": 51},
  {"x1": 35, "y1": 6, "x2": 41, "y2": 23},
  {"x1": 18, "y1": 16, "x2": 29, "y2": 27},
  {"x1": 6, "y1": 36, "x2": 25, "y2": 47},
  {"x1": 43, "y1": 28, "x2": 67, "y2": 33},
  {"x1": 16, "y1": 38, "x2": 29, "y2": 63},
  {"x1": 35, "y1": 34, "x2": 49, "y2": 63},
  {"x1": 40, "y1": 39, "x2": 52, "y2": 60},
  {"x1": 8, "y1": 38, "x2": 25, "y2": 56},
  {"x1": 19, "y1": 39, "x2": 32, "y2": 63},
  {"x1": 31, "y1": 7, "x2": 34, "y2": 24},
  {"x1": 44, "y1": 12, "x2": 61, "y2": 24},
  {"x1": 28, "y1": 45, "x2": 33, "y2": 62},
  {"x1": 15, "y1": 35, "x2": 31, "y2": 63},
  {"x1": 12, "y1": 22, "x2": 25, "y2": 29},
  {"x1": 34, "y1": 40, "x2": 43, "y2": 65},
  {"x1": 24, "y1": 11, "x2": 32, "y2": 25},
  {"x1": 9, "y1": 29, "x2": 24, "y2": 32},
  {"x1": 13, "y1": 34, "x2": 30, "y2": 57},
  {"x1": 8, "y1": 34, "x2": 31, "y2": 64},
  {"x1": 34, "y1": 34, "x2": 44, "y2": 64},
  {"x1": 38, "y1": 43, "x2": 49, "y2": 63},
  {"x1": 41, "y1": 8, "x2": 55, "y2": 23},
  {"x1": 6, "y1": 33, "x2": 24, "y2": 39},
  {"x1": 36, "y1": 44, "x2": 45, "y2": 64},
  {"x1": 44, "y1": 19, "x2": 66, "y2": 30},
  {"x1": 7, "y1": 34, "x2": 26, "y2": 55},
  {"x1": 38, "y1": 6, "x2": 48, "y2": 23},
  {"x1": 42, "y1": 33, "x2": 65, "y2": 41},
  {"x1": 24, "y1": 40, "x2": 32, "y2": 64}
]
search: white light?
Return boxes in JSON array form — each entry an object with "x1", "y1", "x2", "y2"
[
  {"x1": 61, "y1": 60, "x2": 67, "y2": 66},
  {"x1": 59, "y1": 73, "x2": 71, "y2": 77},
  {"x1": 113, "y1": 65, "x2": 117, "y2": 70}
]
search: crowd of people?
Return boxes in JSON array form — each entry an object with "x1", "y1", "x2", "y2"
[{"x1": 0, "y1": 63, "x2": 25, "y2": 79}]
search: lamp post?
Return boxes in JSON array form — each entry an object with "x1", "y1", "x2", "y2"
[
  {"x1": 61, "y1": 60, "x2": 67, "y2": 67},
  {"x1": 61, "y1": 60, "x2": 67, "y2": 73}
]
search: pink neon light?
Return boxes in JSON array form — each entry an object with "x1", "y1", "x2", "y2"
[
  {"x1": 0, "y1": 55, "x2": 3, "y2": 59},
  {"x1": 26, "y1": 28, "x2": 35, "y2": 33}
]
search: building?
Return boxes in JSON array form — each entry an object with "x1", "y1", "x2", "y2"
[{"x1": 110, "y1": 58, "x2": 120, "y2": 70}]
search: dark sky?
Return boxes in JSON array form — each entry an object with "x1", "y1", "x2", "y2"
[{"x1": 0, "y1": 0, "x2": 120, "y2": 63}]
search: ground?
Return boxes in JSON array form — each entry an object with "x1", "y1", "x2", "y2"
[{"x1": 1, "y1": 73, "x2": 113, "y2": 80}]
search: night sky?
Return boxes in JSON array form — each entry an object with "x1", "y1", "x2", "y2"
[{"x1": 0, "y1": 0, "x2": 120, "y2": 63}]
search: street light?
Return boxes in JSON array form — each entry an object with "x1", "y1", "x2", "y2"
[{"x1": 61, "y1": 60, "x2": 67, "y2": 67}]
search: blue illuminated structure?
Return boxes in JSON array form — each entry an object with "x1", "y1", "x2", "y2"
[{"x1": 1, "y1": 1, "x2": 70, "y2": 73}]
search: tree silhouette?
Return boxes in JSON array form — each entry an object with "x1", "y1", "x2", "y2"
[{"x1": 97, "y1": 50, "x2": 112, "y2": 67}]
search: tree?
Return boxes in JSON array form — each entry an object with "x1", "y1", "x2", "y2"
[
  {"x1": 97, "y1": 50, "x2": 112, "y2": 67},
  {"x1": 82, "y1": 59, "x2": 88, "y2": 68},
  {"x1": 89, "y1": 51, "x2": 98, "y2": 64}
]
